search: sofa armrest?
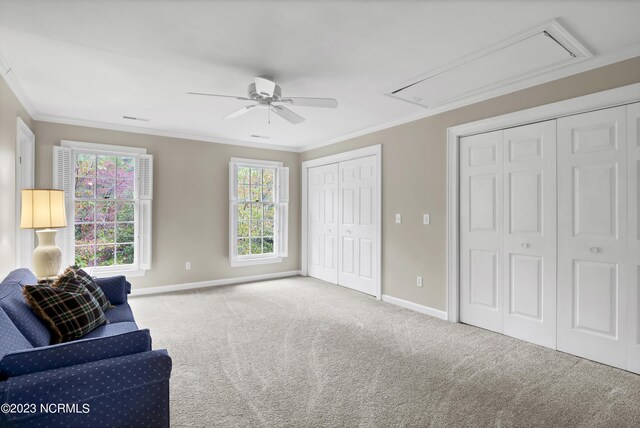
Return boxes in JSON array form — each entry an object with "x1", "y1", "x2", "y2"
[
  {"x1": 94, "y1": 276, "x2": 130, "y2": 304},
  {"x1": 1, "y1": 350, "x2": 171, "y2": 426},
  {"x1": 0, "y1": 329, "x2": 152, "y2": 378}
]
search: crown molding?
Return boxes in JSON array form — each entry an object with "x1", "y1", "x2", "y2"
[
  {"x1": 34, "y1": 114, "x2": 301, "y2": 152},
  {"x1": 0, "y1": 52, "x2": 37, "y2": 118}
]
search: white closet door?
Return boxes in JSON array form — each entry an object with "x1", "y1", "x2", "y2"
[
  {"x1": 308, "y1": 164, "x2": 339, "y2": 283},
  {"x1": 557, "y1": 106, "x2": 628, "y2": 369},
  {"x1": 460, "y1": 130, "x2": 504, "y2": 332},
  {"x1": 338, "y1": 156, "x2": 377, "y2": 296},
  {"x1": 502, "y1": 121, "x2": 557, "y2": 349},
  {"x1": 627, "y1": 102, "x2": 640, "y2": 374}
]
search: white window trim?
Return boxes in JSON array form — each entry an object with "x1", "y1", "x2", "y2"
[
  {"x1": 229, "y1": 157, "x2": 286, "y2": 267},
  {"x1": 55, "y1": 140, "x2": 152, "y2": 277}
]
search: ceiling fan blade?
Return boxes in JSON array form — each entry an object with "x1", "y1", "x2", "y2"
[
  {"x1": 254, "y1": 76, "x2": 276, "y2": 97},
  {"x1": 224, "y1": 105, "x2": 256, "y2": 120},
  {"x1": 278, "y1": 97, "x2": 338, "y2": 108},
  {"x1": 187, "y1": 92, "x2": 251, "y2": 101},
  {"x1": 271, "y1": 105, "x2": 305, "y2": 125}
]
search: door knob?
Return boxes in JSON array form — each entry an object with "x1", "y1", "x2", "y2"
[
  {"x1": 327, "y1": 229, "x2": 331, "y2": 233},
  {"x1": 346, "y1": 230, "x2": 352, "y2": 234},
  {"x1": 521, "y1": 242, "x2": 529, "y2": 248},
  {"x1": 590, "y1": 247, "x2": 600, "y2": 254}
]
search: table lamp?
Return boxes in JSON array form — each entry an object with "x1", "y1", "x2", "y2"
[{"x1": 20, "y1": 189, "x2": 67, "y2": 279}]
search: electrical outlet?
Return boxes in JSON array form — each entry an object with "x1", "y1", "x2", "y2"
[
  {"x1": 185, "y1": 261, "x2": 191, "y2": 270},
  {"x1": 417, "y1": 276, "x2": 423, "y2": 287},
  {"x1": 423, "y1": 213, "x2": 430, "y2": 225},
  {"x1": 395, "y1": 213, "x2": 402, "y2": 224}
]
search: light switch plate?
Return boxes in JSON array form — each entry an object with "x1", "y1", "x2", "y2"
[
  {"x1": 395, "y1": 213, "x2": 402, "y2": 224},
  {"x1": 417, "y1": 276, "x2": 423, "y2": 287},
  {"x1": 423, "y1": 213, "x2": 430, "y2": 225}
]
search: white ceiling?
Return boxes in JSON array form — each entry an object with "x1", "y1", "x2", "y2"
[{"x1": 0, "y1": 1, "x2": 638, "y2": 151}]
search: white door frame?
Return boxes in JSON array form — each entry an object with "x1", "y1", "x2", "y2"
[
  {"x1": 15, "y1": 117, "x2": 35, "y2": 268},
  {"x1": 447, "y1": 82, "x2": 640, "y2": 323},
  {"x1": 301, "y1": 144, "x2": 382, "y2": 299}
]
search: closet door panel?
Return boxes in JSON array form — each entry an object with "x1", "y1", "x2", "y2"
[
  {"x1": 502, "y1": 121, "x2": 557, "y2": 349},
  {"x1": 557, "y1": 106, "x2": 628, "y2": 369},
  {"x1": 338, "y1": 156, "x2": 377, "y2": 296},
  {"x1": 627, "y1": 102, "x2": 640, "y2": 374},
  {"x1": 460, "y1": 130, "x2": 504, "y2": 332},
  {"x1": 308, "y1": 164, "x2": 339, "y2": 283}
]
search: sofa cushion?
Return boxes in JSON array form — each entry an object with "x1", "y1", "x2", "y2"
[
  {"x1": 23, "y1": 283, "x2": 108, "y2": 344},
  {"x1": 94, "y1": 275, "x2": 129, "y2": 305},
  {"x1": 54, "y1": 267, "x2": 113, "y2": 312},
  {"x1": 0, "y1": 307, "x2": 32, "y2": 359},
  {"x1": 105, "y1": 303, "x2": 136, "y2": 323},
  {"x1": 2, "y1": 268, "x2": 37, "y2": 285},
  {"x1": 0, "y1": 282, "x2": 51, "y2": 347},
  {"x1": 0, "y1": 329, "x2": 152, "y2": 378},
  {"x1": 82, "y1": 321, "x2": 138, "y2": 339}
]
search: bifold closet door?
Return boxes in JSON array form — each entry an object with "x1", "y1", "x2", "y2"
[
  {"x1": 460, "y1": 122, "x2": 557, "y2": 347},
  {"x1": 626, "y1": 102, "x2": 640, "y2": 374},
  {"x1": 307, "y1": 163, "x2": 339, "y2": 283},
  {"x1": 338, "y1": 156, "x2": 377, "y2": 296},
  {"x1": 502, "y1": 121, "x2": 557, "y2": 349},
  {"x1": 557, "y1": 106, "x2": 628, "y2": 369},
  {"x1": 460, "y1": 130, "x2": 504, "y2": 332}
]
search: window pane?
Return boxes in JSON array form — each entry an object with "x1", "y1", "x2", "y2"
[
  {"x1": 75, "y1": 177, "x2": 95, "y2": 198},
  {"x1": 96, "y1": 201, "x2": 116, "y2": 222},
  {"x1": 250, "y1": 168, "x2": 262, "y2": 185},
  {"x1": 250, "y1": 185, "x2": 261, "y2": 202},
  {"x1": 238, "y1": 204, "x2": 250, "y2": 221},
  {"x1": 237, "y1": 221, "x2": 249, "y2": 238},
  {"x1": 96, "y1": 223, "x2": 115, "y2": 244},
  {"x1": 97, "y1": 178, "x2": 115, "y2": 199},
  {"x1": 75, "y1": 224, "x2": 95, "y2": 245},
  {"x1": 97, "y1": 155, "x2": 116, "y2": 177},
  {"x1": 75, "y1": 246, "x2": 95, "y2": 268},
  {"x1": 96, "y1": 245, "x2": 115, "y2": 266},
  {"x1": 264, "y1": 204, "x2": 275, "y2": 220},
  {"x1": 264, "y1": 238, "x2": 274, "y2": 254},
  {"x1": 250, "y1": 203, "x2": 263, "y2": 220},
  {"x1": 75, "y1": 201, "x2": 95, "y2": 223},
  {"x1": 117, "y1": 157, "x2": 135, "y2": 180},
  {"x1": 75, "y1": 154, "x2": 96, "y2": 176},
  {"x1": 263, "y1": 220, "x2": 274, "y2": 237},
  {"x1": 251, "y1": 238, "x2": 263, "y2": 255},
  {"x1": 237, "y1": 238, "x2": 249, "y2": 255},
  {"x1": 250, "y1": 220, "x2": 262, "y2": 237},
  {"x1": 238, "y1": 167, "x2": 250, "y2": 184},
  {"x1": 116, "y1": 244, "x2": 134, "y2": 265},
  {"x1": 116, "y1": 180, "x2": 134, "y2": 199},
  {"x1": 262, "y1": 186, "x2": 273, "y2": 202},
  {"x1": 263, "y1": 169, "x2": 274, "y2": 186},
  {"x1": 238, "y1": 185, "x2": 250, "y2": 201},
  {"x1": 116, "y1": 202, "x2": 134, "y2": 222},
  {"x1": 116, "y1": 223, "x2": 134, "y2": 243}
]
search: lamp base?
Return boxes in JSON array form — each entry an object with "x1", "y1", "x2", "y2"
[{"x1": 33, "y1": 229, "x2": 62, "y2": 279}]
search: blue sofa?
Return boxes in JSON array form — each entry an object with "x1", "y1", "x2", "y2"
[{"x1": 0, "y1": 269, "x2": 171, "y2": 428}]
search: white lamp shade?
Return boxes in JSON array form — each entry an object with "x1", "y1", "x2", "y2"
[{"x1": 20, "y1": 189, "x2": 67, "y2": 229}]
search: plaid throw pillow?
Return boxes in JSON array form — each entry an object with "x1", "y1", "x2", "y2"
[
  {"x1": 23, "y1": 283, "x2": 107, "y2": 344},
  {"x1": 58, "y1": 266, "x2": 113, "y2": 312}
]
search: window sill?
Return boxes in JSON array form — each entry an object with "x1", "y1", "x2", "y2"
[
  {"x1": 87, "y1": 268, "x2": 147, "y2": 278},
  {"x1": 230, "y1": 256, "x2": 283, "y2": 268}
]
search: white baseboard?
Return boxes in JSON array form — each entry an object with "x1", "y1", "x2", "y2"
[
  {"x1": 129, "y1": 270, "x2": 302, "y2": 296},
  {"x1": 381, "y1": 294, "x2": 448, "y2": 320}
]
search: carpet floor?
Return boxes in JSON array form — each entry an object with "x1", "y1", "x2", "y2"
[{"x1": 129, "y1": 276, "x2": 640, "y2": 427}]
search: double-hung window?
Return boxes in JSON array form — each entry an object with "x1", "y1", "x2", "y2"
[
  {"x1": 53, "y1": 141, "x2": 153, "y2": 277},
  {"x1": 229, "y1": 158, "x2": 289, "y2": 267}
]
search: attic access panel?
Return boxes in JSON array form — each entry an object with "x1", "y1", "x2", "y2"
[{"x1": 388, "y1": 21, "x2": 592, "y2": 108}]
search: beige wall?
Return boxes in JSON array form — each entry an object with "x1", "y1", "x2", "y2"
[
  {"x1": 0, "y1": 76, "x2": 33, "y2": 279},
  {"x1": 34, "y1": 122, "x2": 300, "y2": 290},
  {"x1": 301, "y1": 56, "x2": 640, "y2": 311}
]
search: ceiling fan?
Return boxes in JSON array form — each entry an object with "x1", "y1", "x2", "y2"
[{"x1": 187, "y1": 76, "x2": 338, "y2": 125}]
